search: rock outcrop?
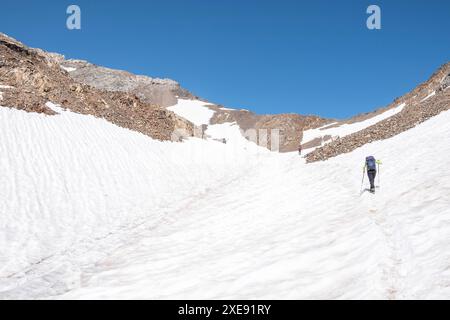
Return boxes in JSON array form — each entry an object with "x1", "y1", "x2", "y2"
[{"x1": 59, "y1": 59, "x2": 194, "y2": 107}]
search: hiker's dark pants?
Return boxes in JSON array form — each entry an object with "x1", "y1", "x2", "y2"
[{"x1": 367, "y1": 170, "x2": 377, "y2": 190}]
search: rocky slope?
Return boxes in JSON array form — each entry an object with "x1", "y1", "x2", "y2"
[
  {"x1": 0, "y1": 33, "x2": 197, "y2": 141},
  {"x1": 306, "y1": 63, "x2": 450, "y2": 162}
]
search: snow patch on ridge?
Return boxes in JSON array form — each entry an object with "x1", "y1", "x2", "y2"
[
  {"x1": 302, "y1": 103, "x2": 407, "y2": 149},
  {"x1": 60, "y1": 65, "x2": 77, "y2": 73},
  {"x1": 421, "y1": 91, "x2": 436, "y2": 102},
  {"x1": 167, "y1": 99, "x2": 215, "y2": 126},
  {"x1": 45, "y1": 102, "x2": 66, "y2": 114}
]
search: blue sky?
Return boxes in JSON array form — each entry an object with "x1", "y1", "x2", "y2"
[{"x1": 1, "y1": 0, "x2": 449, "y2": 118}]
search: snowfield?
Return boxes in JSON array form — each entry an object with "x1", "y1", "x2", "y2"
[{"x1": 0, "y1": 103, "x2": 449, "y2": 299}]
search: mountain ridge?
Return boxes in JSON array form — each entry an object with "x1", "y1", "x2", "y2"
[{"x1": 1, "y1": 32, "x2": 449, "y2": 157}]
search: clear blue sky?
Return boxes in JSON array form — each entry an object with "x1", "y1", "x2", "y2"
[{"x1": 1, "y1": 0, "x2": 449, "y2": 118}]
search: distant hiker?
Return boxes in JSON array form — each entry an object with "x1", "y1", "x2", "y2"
[
  {"x1": 298, "y1": 144, "x2": 302, "y2": 155},
  {"x1": 364, "y1": 156, "x2": 382, "y2": 193}
]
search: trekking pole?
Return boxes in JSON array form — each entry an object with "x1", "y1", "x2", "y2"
[
  {"x1": 378, "y1": 163, "x2": 380, "y2": 188},
  {"x1": 360, "y1": 167, "x2": 365, "y2": 192}
]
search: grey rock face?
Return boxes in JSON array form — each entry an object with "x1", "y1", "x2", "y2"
[{"x1": 61, "y1": 60, "x2": 193, "y2": 107}]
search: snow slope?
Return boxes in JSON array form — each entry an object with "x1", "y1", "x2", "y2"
[
  {"x1": 302, "y1": 103, "x2": 406, "y2": 149},
  {"x1": 0, "y1": 104, "x2": 267, "y2": 298},
  {"x1": 0, "y1": 104, "x2": 449, "y2": 299}
]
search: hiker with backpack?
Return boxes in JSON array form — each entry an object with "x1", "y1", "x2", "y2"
[{"x1": 363, "y1": 156, "x2": 382, "y2": 193}]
